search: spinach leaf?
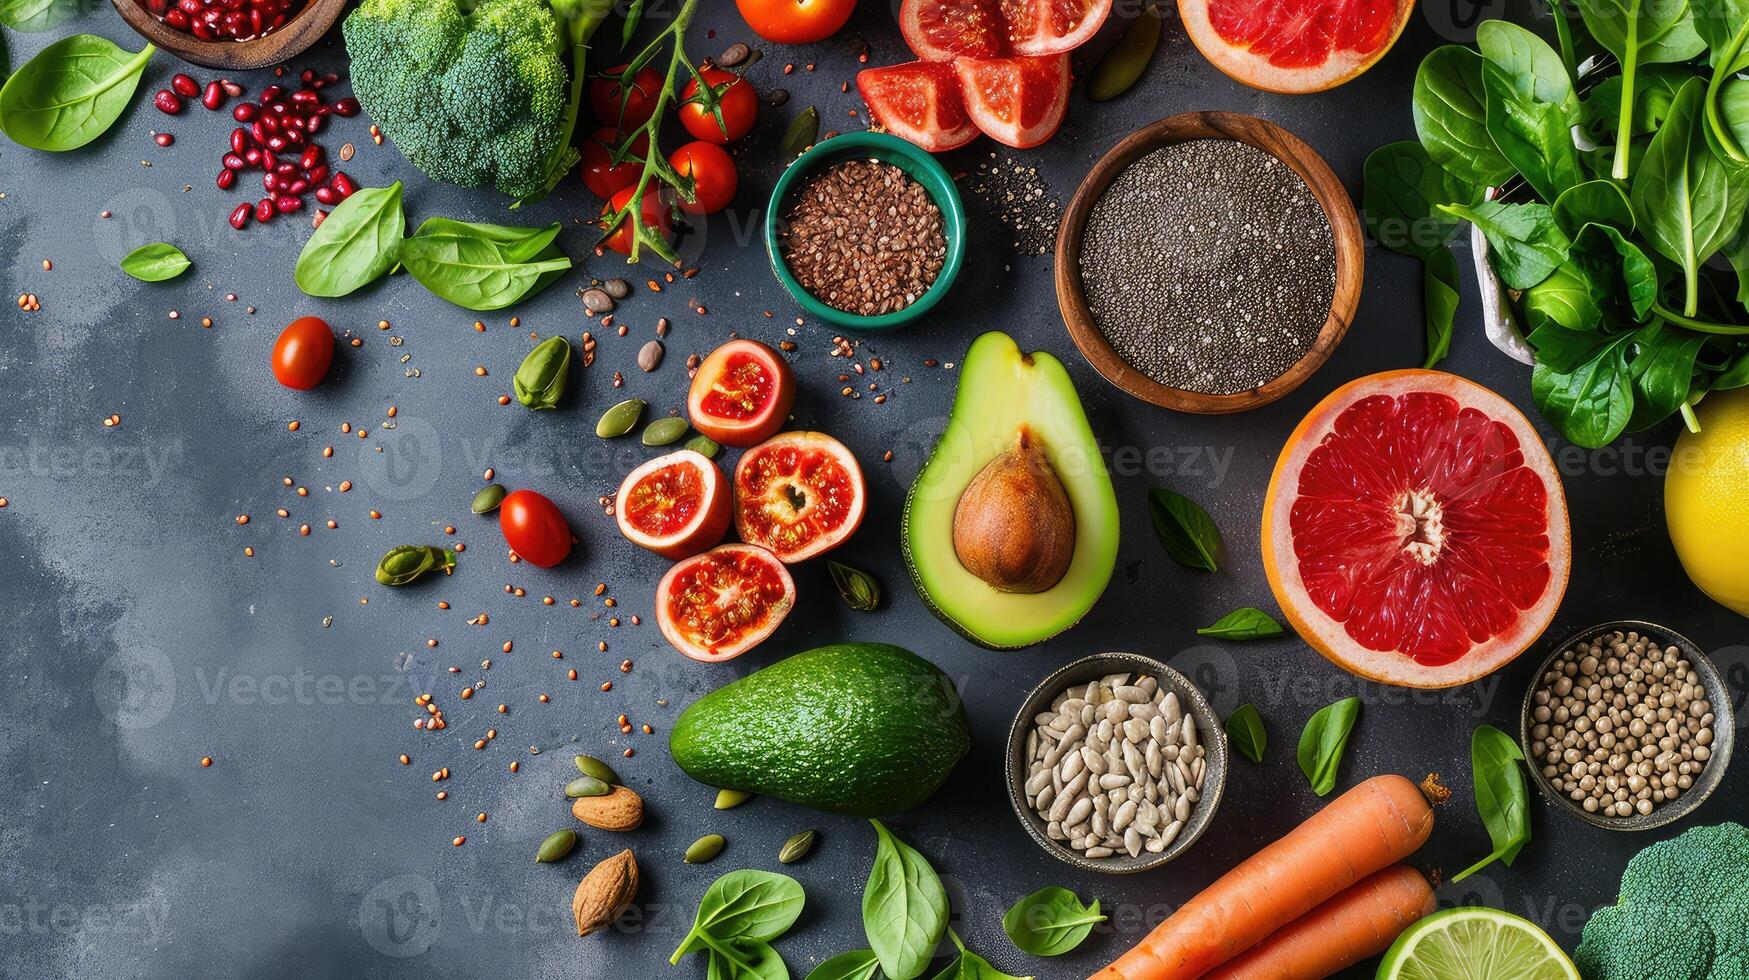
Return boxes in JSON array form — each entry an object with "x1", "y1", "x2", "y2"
[
  {"x1": 1424, "y1": 242, "x2": 1462, "y2": 368},
  {"x1": 1196, "y1": 607, "x2": 1285, "y2": 640},
  {"x1": 1529, "y1": 327, "x2": 1636, "y2": 446},
  {"x1": 1522, "y1": 260, "x2": 1605, "y2": 334},
  {"x1": 706, "y1": 940, "x2": 788, "y2": 980},
  {"x1": 1580, "y1": 65, "x2": 1687, "y2": 146},
  {"x1": 1725, "y1": 211, "x2": 1749, "y2": 309},
  {"x1": 410, "y1": 216, "x2": 561, "y2": 262},
  {"x1": 1296, "y1": 697, "x2": 1361, "y2": 797},
  {"x1": 0, "y1": 34, "x2": 154, "y2": 151},
  {"x1": 864, "y1": 820, "x2": 948, "y2": 980},
  {"x1": 0, "y1": 0, "x2": 84, "y2": 32},
  {"x1": 1694, "y1": 0, "x2": 1749, "y2": 161},
  {"x1": 1001, "y1": 887, "x2": 1105, "y2": 956},
  {"x1": 1714, "y1": 347, "x2": 1749, "y2": 387},
  {"x1": 1631, "y1": 77, "x2": 1749, "y2": 316},
  {"x1": 1147, "y1": 488, "x2": 1221, "y2": 572},
  {"x1": 1225, "y1": 704, "x2": 1267, "y2": 764},
  {"x1": 1482, "y1": 60, "x2": 1583, "y2": 202},
  {"x1": 1627, "y1": 319, "x2": 1706, "y2": 429},
  {"x1": 805, "y1": 951, "x2": 882, "y2": 980},
  {"x1": 1412, "y1": 46, "x2": 1514, "y2": 189},
  {"x1": 294, "y1": 182, "x2": 405, "y2": 297},
  {"x1": 119, "y1": 242, "x2": 191, "y2": 282},
  {"x1": 1440, "y1": 201, "x2": 1571, "y2": 290},
  {"x1": 1570, "y1": 222, "x2": 1659, "y2": 322},
  {"x1": 670, "y1": 870, "x2": 806, "y2": 964},
  {"x1": 1553, "y1": 180, "x2": 1636, "y2": 238},
  {"x1": 1451, "y1": 724, "x2": 1531, "y2": 883},
  {"x1": 1363, "y1": 141, "x2": 1469, "y2": 259},
  {"x1": 400, "y1": 217, "x2": 572, "y2": 310},
  {"x1": 1478, "y1": 21, "x2": 1579, "y2": 114},
  {"x1": 1578, "y1": 0, "x2": 1707, "y2": 178},
  {"x1": 929, "y1": 933, "x2": 1031, "y2": 980}
]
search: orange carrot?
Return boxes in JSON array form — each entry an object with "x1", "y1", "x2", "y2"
[
  {"x1": 1090, "y1": 774, "x2": 1434, "y2": 980},
  {"x1": 1201, "y1": 865, "x2": 1436, "y2": 980}
]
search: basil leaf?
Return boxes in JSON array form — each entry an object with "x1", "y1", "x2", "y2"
[
  {"x1": 0, "y1": 0, "x2": 82, "y2": 31},
  {"x1": 670, "y1": 870, "x2": 806, "y2": 964},
  {"x1": 1147, "y1": 488, "x2": 1221, "y2": 572},
  {"x1": 863, "y1": 819, "x2": 948, "y2": 980},
  {"x1": 1362, "y1": 141, "x2": 1468, "y2": 260},
  {"x1": 400, "y1": 217, "x2": 572, "y2": 311},
  {"x1": 1451, "y1": 724, "x2": 1531, "y2": 883},
  {"x1": 1440, "y1": 201, "x2": 1571, "y2": 291},
  {"x1": 1412, "y1": 46, "x2": 1513, "y2": 190},
  {"x1": 1296, "y1": 697, "x2": 1361, "y2": 797},
  {"x1": 119, "y1": 242, "x2": 191, "y2": 282},
  {"x1": 295, "y1": 182, "x2": 405, "y2": 297},
  {"x1": 1196, "y1": 607, "x2": 1285, "y2": 640},
  {"x1": 1631, "y1": 78, "x2": 1749, "y2": 316},
  {"x1": 1001, "y1": 887, "x2": 1105, "y2": 956},
  {"x1": 1626, "y1": 319, "x2": 1706, "y2": 430},
  {"x1": 1553, "y1": 180, "x2": 1636, "y2": 238},
  {"x1": 1423, "y1": 244, "x2": 1461, "y2": 368},
  {"x1": 0, "y1": 34, "x2": 153, "y2": 151},
  {"x1": 805, "y1": 950, "x2": 882, "y2": 980},
  {"x1": 1225, "y1": 704, "x2": 1267, "y2": 764}
]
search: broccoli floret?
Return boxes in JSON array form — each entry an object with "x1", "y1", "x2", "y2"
[
  {"x1": 342, "y1": 0, "x2": 583, "y2": 199},
  {"x1": 1576, "y1": 823, "x2": 1749, "y2": 980}
]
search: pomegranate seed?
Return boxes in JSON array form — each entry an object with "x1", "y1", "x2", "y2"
[
  {"x1": 223, "y1": 151, "x2": 246, "y2": 170},
  {"x1": 276, "y1": 194, "x2": 303, "y2": 213},
  {"x1": 300, "y1": 68, "x2": 316, "y2": 84},
  {"x1": 314, "y1": 185, "x2": 338, "y2": 205},
  {"x1": 261, "y1": 84, "x2": 284, "y2": 103},
  {"x1": 233, "y1": 102, "x2": 257, "y2": 123},
  {"x1": 221, "y1": 79, "x2": 244, "y2": 97},
  {"x1": 256, "y1": 115, "x2": 276, "y2": 138},
  {"x1": 263, "y1": 172, "x2": 278, "y2": 192},
  {"x1": 290, "y1": 89, "x2": 318, "y2": 107},
  {"x1": 217, "y1": 168, "x2": 237, "y2": 189},
  {"x1": 202, "y1": 80, "x2": 226, "y2": 110},
  {"x1": 303, "y1": 114, "x2": 324, "y2": 135},
  {"x1": 154, "y1": 132, "x2": 174, "y2": 146},
  {"x1": 164, "y1": 8, "x2": 188, "y2": 27},
  {"x1": 305, "y1": 164, "x2": 329, "y2": 185},
  {"x1": 230, "y1": 127, "x2": 250, "y2": 153},
  {"x1": 255, "y1": 198, "x2": 276, "y2": 223},
  {"x1": 229, "y1": 203, "x2": 251, "y2": 229},
  {"x1": 244, "y1": 147, "x2": 263, "y2": 166},
  {"x1": 266, "y1": 134, "x2": 286, "y2": 153},
  {"x1": 331, "y1": 171, "x2": 355, "y2": 196},
  {"x1": 268, "y1": 101, "x2": 288, "y2": 117},
  {"x1": 171, "y1": 73, "x2": 200, "y2": 97},
  {"x1": 154, "y1": 90, "x2": 183, "y2": 114},
  {"x1": 285, "y1": 177, "x2": 308, "y2": 195},
  {"x1": 260, "y1": 150, "x2": 278, "y2": 170},
  {"x1": 332, "y1": 97, "x2": 360, "y2": 117}
]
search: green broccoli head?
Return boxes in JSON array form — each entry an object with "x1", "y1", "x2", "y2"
[
  {"x1": 1577, "y1": 823, "x2": 1749, "y2": 979},
  {"x1": 342, "y1": 0, "x2": 568, "y2": 199}
]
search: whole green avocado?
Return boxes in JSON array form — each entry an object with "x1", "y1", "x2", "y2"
[{"x1": 669, "y1": 643, "x2": 971, "y2": 816}]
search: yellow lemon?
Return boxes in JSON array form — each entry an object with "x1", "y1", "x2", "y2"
[{"x1": 1666, "y1": 386, "x2": 1749, "y2": 617}]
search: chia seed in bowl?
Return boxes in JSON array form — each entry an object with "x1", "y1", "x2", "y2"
[{"x1": 1077, "y1": 138, "x2": 1337, "y2": 395}]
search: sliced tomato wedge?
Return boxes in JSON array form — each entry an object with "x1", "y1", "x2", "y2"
[
  {"x1": 733, "y1": 431, "x2": 866, "y2": 563},
  {"x1": 655, "y1": 543, "x2": 796, "y2": 662},
  {"x1": 901, "y1": 0, "x2": 1006, "y2": 60},
  {"x1": 954, "y1": 54, "x2": 1071, "y2": 149},
  {"x1": 686, "y1": 339, "x2": 797, "y2": 448},
  {"x1": 1000, "y1": 0, "x2": 1111, "y2": 55},
  {"x1": 856, "y1": 61, "x2": 981, "y2": 153},
  {"x1": 615, "y1": 449, "x2": 732, "y2": 559}
]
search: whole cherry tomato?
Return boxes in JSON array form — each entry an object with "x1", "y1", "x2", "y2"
[
  {"x1": 589, "y1": 64, "x2": 662, "y2": 132},
  {"x1": 600, "y1": 186, "x2": 672, "y2": 256},
  {"x1": 735, "y1": 0, "x2": 855, "y2": 43},
  {"x1": 680, "y1": 68, "x2": 757, "y2": 144},
  {"x1": 579, "y1": 127, "x2": 649, "y2": 200},
  {"x1": 499, "y1": 489, "x2": 572, "y2": 568},
  {"x1": 272, "y1": 316, "x2": 334, "y2": 390},
  {"x1": 669, "y1": 141, "x2": 738, "y2": 215}
]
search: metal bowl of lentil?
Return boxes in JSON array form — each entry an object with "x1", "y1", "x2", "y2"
[
  {"x1": 1519, "y1": 620, "x2": 1734, "y2": 832},
  {"x1": 764, "y1": 131, "x2": 966, "y2": 332},
  {"x1": 1054, "y1": 112, "x2": 1364, "y2": 413},
  {"x1": 1005, "y1": 651, "x2": 1227, "y2": 874}
]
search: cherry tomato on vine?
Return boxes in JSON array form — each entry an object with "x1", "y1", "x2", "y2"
[
  {"x1": 579, "y1": 127, "x2": 649, "y2": 200},
  {"x1": 680, "y1": 68, "x2": 757, "y2": 144},
  {"x1": 499, "y1": 489, "x2": 572, "y2": 568},
  {"x1": 669, "y1": 141, "x2": 738, "y2": 215},
  {"x1": 599, "y1": 186, "x2": 672, "y2": 256},
  {"x1": 271, "y1": 316, "x2": 334, "y2": 390},
  {"x1": 735, "y1": 0, "x2": 855, "y2": 44},
  {"x1": 589, "y1": 64, "x2": 662, "y2": 132}
]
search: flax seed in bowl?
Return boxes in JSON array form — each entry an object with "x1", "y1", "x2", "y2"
[{"x1": 765, "y1": 131, "x2": 966, "y2": 331}]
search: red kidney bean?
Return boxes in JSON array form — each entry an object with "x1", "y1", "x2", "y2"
[
  {"x1": 229, "y1": 203, "x2": 252, "y2": 229},
  {"x1": 259, "y1": 150, "x2": 277, "y2": 171},
  {"x1": 232, "y1": 102, "x2": 257, "y2": 122},
  {"x1": 202, "y1": 81, "x2": 227, "y2": 110},
  {"x1": 171, "y1": 73, "x2": 200, "y2": 97},
  {"x1": 217, "y1": 168, "x2": 237, "y2": 190},
  {"x1": 266, "y1": 135, "x2": 288, "y2": 153},
  {"x1": 220, "y1": 79, "x2": 244, "y2": 97},
  {"x1": 285, "y1": 178, "x2": 308, "y2": 195},
  {"x1": 261, "y1": 85, "x2": 284, "y2": 103},
  {"x1": 298, "y1": 145, "x2": 322, "y2": 170},
  {"x1": 243, "y1": 147, "x2": 263, "y2": 166},
  {"x1": 222, "y1": 152, "x2": 246, "y2": 170},
  {"x1": 230, "y1": 127, "x2": 250, "y2": 154},
  {"x1": 154, "y1": 90, "x2": 183, "y2": 114},
  {"x1": 154, "y1": 133, "x2": 174, "y2": 146},
  {"x1": 332, "y1": 97, "x2": 360, "y2": 117}
]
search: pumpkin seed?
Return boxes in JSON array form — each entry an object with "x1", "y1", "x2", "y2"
[
  {"x1": 641, "y1": 416, "x2": 689, "y2": 446},
  {"x1": 595, "y1": 398, "x2": 646, "y2": 438},
  {"x1": 778, "y1": 829, "x2": 816, "y2": 864},
  {"x1": 471, "y1": 484, "x2": 507, "y2": 514},
  {"x1": 535, "y1": 828, "x2": 577, "y2": 862},
  {"x1": 1088, "y1": 5, "x2": 1162, "y2": 101},
  {"x1": 374, "y1": 545, "x2": 455, "y2": 586},
  {"x1": 684, "y1": 833, "x2": 726, "y2": 864},
  {"x1": 566, "y1": 775, "x2": 612, "y2": 798},
  {"x1": 513, "y1": 335, "x2": 571, "y2": 410},
  {"x1": 575, "y1": 754, "x2": 620, "y2": 783},
  {"x1": 714, "y1": 788, "x2": 752, "y2": 809},
  {"x1": 783, "y1": 106, "x2": 820, "y2": 159},
  {"x1": 684, "y1": 434, "x2": 720, "y2": 459}
]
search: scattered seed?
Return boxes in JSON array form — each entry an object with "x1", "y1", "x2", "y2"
[
  {"x1": 582, "y1": 288, "x2": 615, "y2": 314},
  {"x1": 778, "y1": 829, "x2": 817, "y2": 864},
  {"x1": 603, "y1": 278, "x2": 631, "y2": 300},
  {"x1": 638, "y1": 340, "x2": 665, "y2": 372},
  {"x1": 575, "y1": 754, "x2": 621, "y2": 784},
  {"x1": 718, "y1": 42, "x2": 751, "y2": 67},
  {"x1": 536, "y1": 828, "x2": 578, "y2": 863},
  {"x1": 641, "y1": 416, "x2": 689, "y2": 446},
  {"x1": 684, "y1": 834, "x2": 726, "y2": 864},
  {"x1": 596, "y1": 398, "x2": 646, "y2": 438},
  {"x1": 714, "y1": 788, "x2": 753, "y2": 810}
]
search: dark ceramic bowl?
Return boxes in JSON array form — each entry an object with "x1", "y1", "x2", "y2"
[
  {"x1": 1005, "y1": 652, "x2": 1227, "y2": 874},
  {"x1": 112, "y1": 0, "x2": 348, "y2": 70}
]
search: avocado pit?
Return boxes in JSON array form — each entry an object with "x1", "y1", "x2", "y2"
[{"x1": 952, "y1": 428, "x2": 1076, "y2": 593}]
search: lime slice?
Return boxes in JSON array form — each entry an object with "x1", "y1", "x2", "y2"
[{"x1": 1377, "y1": 907, "x2": 1579, "y2": 979}]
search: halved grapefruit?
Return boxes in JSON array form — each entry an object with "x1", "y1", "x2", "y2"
[
  {"x1": 856, "y1": 61, "x2": 982, "y2": 152},
  {"x1": 954, "y1": 54, "x2": 1072, "y2": 148},
  {"x1": 1262, "y1": 370, "x2": 1570, "y2": 689},
  {"x1": 1001, "y1": 0, "x2": 1112, "y2": 55},
  {"x1": 1178, "y1": 0, "x2": 1414, "y2": 94},
  {"x1": 901, "y1": 0, "x2": 1006, "y2": 60}
]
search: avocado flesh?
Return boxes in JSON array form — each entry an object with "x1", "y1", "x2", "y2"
[
  {"x1": 668, "y1": 643, "x2": 971, "y2": 816},
  {"x1": 902, "y1": 331, "x2": 1120, "y2": 649}
]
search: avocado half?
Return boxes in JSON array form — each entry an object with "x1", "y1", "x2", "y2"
[
  {"x1": 668, "y1": 643, "x2": 971, "y2": 816},
  {"x1": 901, "y1": 331, "x2": 1120, "y2": 649}
]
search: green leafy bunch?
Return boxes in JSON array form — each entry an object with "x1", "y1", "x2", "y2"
[{"x1": 1364, "y1": 4, "x2": 1749, "y2": 447}]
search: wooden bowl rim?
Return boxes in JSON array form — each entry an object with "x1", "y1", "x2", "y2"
[
  {"x1": 110, "y1": 0, "x2": 348, "y2": 70},
  {"x1": 1054, "y1": 111, "x2": 1364, "y2": 415}
]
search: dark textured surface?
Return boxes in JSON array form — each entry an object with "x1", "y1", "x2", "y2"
[{"x1": 3, "y1": 4, "x2": 1747, "y2": 979}]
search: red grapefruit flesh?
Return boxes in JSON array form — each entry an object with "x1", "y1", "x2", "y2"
[
  {"x1": 1262, "y1": 370, "x2": 1570, "y2": 689},
  {"x1": 1178, "y1": 0, "x2": 1413, "y2": 93},
  {"x1": 856, "y1": 61, "x2": 981, "y2": 152},
  {"x1": 686, "y1": 339, "x2": 797, "y2": 448},
  {"x1": 656, "y1": 544, "x2": 795, "y2": 662},
  {"x1": 901, "y1": 0, "x2": 1007, "y2": 60},
  {"x1": 954, "y1": 54, "x2": 1071, "y2": 149},
  {"x1": 1000, "y1": 0, "x2": 1111, "y2": 55},
  {"x1": 615, "y1": 449, "x2": 732, "y2": 560},
  {"x1": 734, "y1": 431, "x2": 866, "y2": 563}
]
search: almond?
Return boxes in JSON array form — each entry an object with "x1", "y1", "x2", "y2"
[
  {"x1": 573, "y1": 849, "x2": 638, "y2": 937},
  {"x1": 571, "y1": 784, "x2": 644, "y2": 831}
]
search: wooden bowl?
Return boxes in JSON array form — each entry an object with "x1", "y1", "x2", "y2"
[
  {"x1": 1054, "y1": 111, "x2": 1363, "y2": 414},
  {"x1": 111, "y1": 0, "x2": 348, "y2": 70}
]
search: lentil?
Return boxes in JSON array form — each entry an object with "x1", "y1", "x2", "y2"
[{"x1": 780, "y1": 159, "x2": 946, "y2": 317}]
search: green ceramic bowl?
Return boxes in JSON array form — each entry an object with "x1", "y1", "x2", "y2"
[{"x1": 764, "y1": 131, "x2": 965, "y2": 332}]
